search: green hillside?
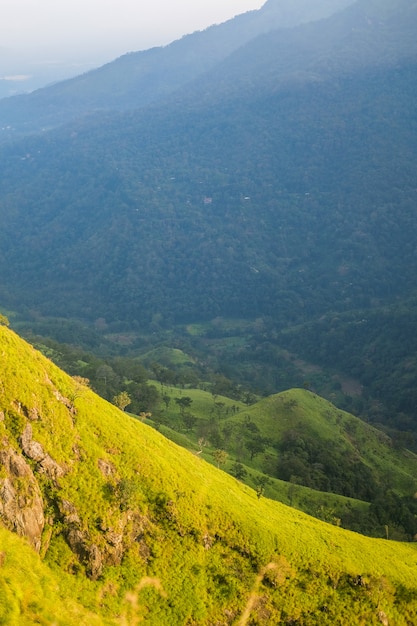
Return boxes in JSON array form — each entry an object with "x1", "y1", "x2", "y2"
[
  {"x1": 10, "y1": 317, "x2": 417, "y2": 539},
  {"x1": 227, "y1": 389, "x2": 417, "y2": 496},
  {"x1": 134, "y1": 373, "x2": 417, "y2": 498},
  {"x1": 2, "y1": 327, "x2": 417, "y2": 623},
  {"x1": 142, "y1": 381, "x2": 417, "y2": 538},
  {"x1": 0, "y1": 527, "x2": 102, "y2": 625}
]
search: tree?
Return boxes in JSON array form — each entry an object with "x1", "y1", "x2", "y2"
[
  {"x1": 255, "y1": 475, "x2": 271, "y2": 500},
  {"x1": 112, "y1": 357, "x2": 147, "y2": 383},
  {"x1": 175, "y1": 396, "x2": 192, "y2": 416},
  {"x1": 183, "y1": 413, "x2": 197, "y2": 431},
  {"x1": 96, "y1": 364, "x2": 119, "y2": 386},
  {"x1": 113, "y1": 391, "x2": 131, "y2": 411},
  {"x1": 130, "y1": 382, "x2": 160, "y2": 413},
  {"x1": 162, "y1": 394, "x2": 171, "y2": 409},
  {"x1": 0, "y1": 313, "x2": 9, "y2": 326},
  {"x1": 151, "y1": 363, "x2": 177, "y2": 385},
  {"x1": 231, "y1": 462, "x2": 247, "y2": 481},
  {"x1": 243, "y1": 392, "x2": 257, "y2": 405},
  {"x1": 213, "y1": 449, "x2": 228, "y2": 469},
  {"x1": 246, "y1": 435, "x2": 267, "y2": 460}
]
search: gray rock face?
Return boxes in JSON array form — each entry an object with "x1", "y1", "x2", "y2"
[
  {"x1": 0, "y1": 417, "x2": 144, "y2": 578},
  {"x1": 0, "y1": 419, "x2": 65, "y2": 553},
  {"x1": 0, "y1": 446, "x2": 44, "y2": 551},
  {"x1": 20, "y1": 423, "x2": 65, "y2": 481},
  {"x1": 58, "y1": 499, "x2": 104, "y2": 580}
]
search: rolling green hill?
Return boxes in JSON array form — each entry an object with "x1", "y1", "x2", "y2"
[
  {"x1": 222, "y1": 388, "x2": 417, "y2": 497},
  {"x1": 139, "y1": 380, "x2": 417, "y2": 539},
  {"x1": 3, "y1": 325, "x2": 417, "y2": 623},
  {"x1": 17, "y1": 321, "x2": 417, "y2": 539}
]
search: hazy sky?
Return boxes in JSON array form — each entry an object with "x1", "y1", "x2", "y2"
[{"x1": 0, "y1": 0, "x2": 265, "y2": 64}]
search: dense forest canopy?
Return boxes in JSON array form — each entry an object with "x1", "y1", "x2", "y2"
[
  {"x1": 0, "y1": 0, "x2": 417, "y2": 433},
  {"x1": 0, "y1": 61, "x2": 416, "y2": 324}
]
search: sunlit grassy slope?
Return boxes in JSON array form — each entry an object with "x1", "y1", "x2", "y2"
[
  {"x1": 1, "y1": 324, "x2": 417, "y2": 624},
  {"x1": 147, "y1": 381, "x2": 417, "y2": 534},
  {"x1": 229, "y1": 388, "x2": 417, "y2": 492},
  {"x1": 0, "y1": 527, "x2": 103, "y2": 626}
]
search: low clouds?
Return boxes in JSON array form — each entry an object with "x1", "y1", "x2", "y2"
[{"x1": 1, "y1": 75, "x2": 31, "y2": 82}]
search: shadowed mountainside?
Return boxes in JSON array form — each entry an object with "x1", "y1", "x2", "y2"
[{"x1": 0, "y1": 0, "x2": 356, "y2": 134}]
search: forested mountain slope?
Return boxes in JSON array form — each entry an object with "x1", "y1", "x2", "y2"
[
  {"x1": 2, "y1": 324, "x2": 417, "y2": 623},
  {"x1": 0, "y1": 0, "x2": 355, "y2": 134},
  {"x1": 185, "y1": 0, "x2": 417, "y2": 103},
  {"x1": 0, "y1": 61, "x2": 416, "y2": 324},
  {"x1": 0, "y1": 0, "x2": 417, "y2": 433}
]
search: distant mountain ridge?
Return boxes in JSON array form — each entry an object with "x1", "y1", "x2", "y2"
[
  {"x1": 180, "y1": 0, "x2": 417, "y2": 106},
  {"x1": 0, "y1": 0, "x2": 356, "y2": 134}
]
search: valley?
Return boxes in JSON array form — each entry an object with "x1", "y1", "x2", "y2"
[{"x1": 1, "y1": 0, "x2": 417, "y2": 622}]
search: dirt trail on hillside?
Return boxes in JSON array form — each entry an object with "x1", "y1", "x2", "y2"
[{"x1": 237, "y1": 562, "x2": 278, "y2": 625}]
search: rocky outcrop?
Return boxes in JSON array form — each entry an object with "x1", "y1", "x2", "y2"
[
  {"x1": 0, "y1": 417, "x2": 66, "y2": 554},
  {"x1": 0, "y1": 444, "x2": 44, "y2": 551},
  {"x1": 20, "y1": 423, "x2": 65, "y2": 482},
  {"x1": 58, "y1": 499, "x2": 103, "y2": 580},
  {"x1": 0, "y1": 418, "x2": 147, "y2": 578},
  {"x1": 56, "y1": 497, "x2": 152, "y2": 575},
  {"x1": 11, "y1": 401, "x2": 40, "y2": 421},
  {"x1": 97, "y1": 458, "x2": 115, "y2": 477},
  {"x1": 52, "y1": 388, "x2": 76, "y2": 414}
]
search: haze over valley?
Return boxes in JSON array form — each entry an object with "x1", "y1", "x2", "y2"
[{"x1": 0, "y1": 0, "x2": 264, "y2": 97}]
